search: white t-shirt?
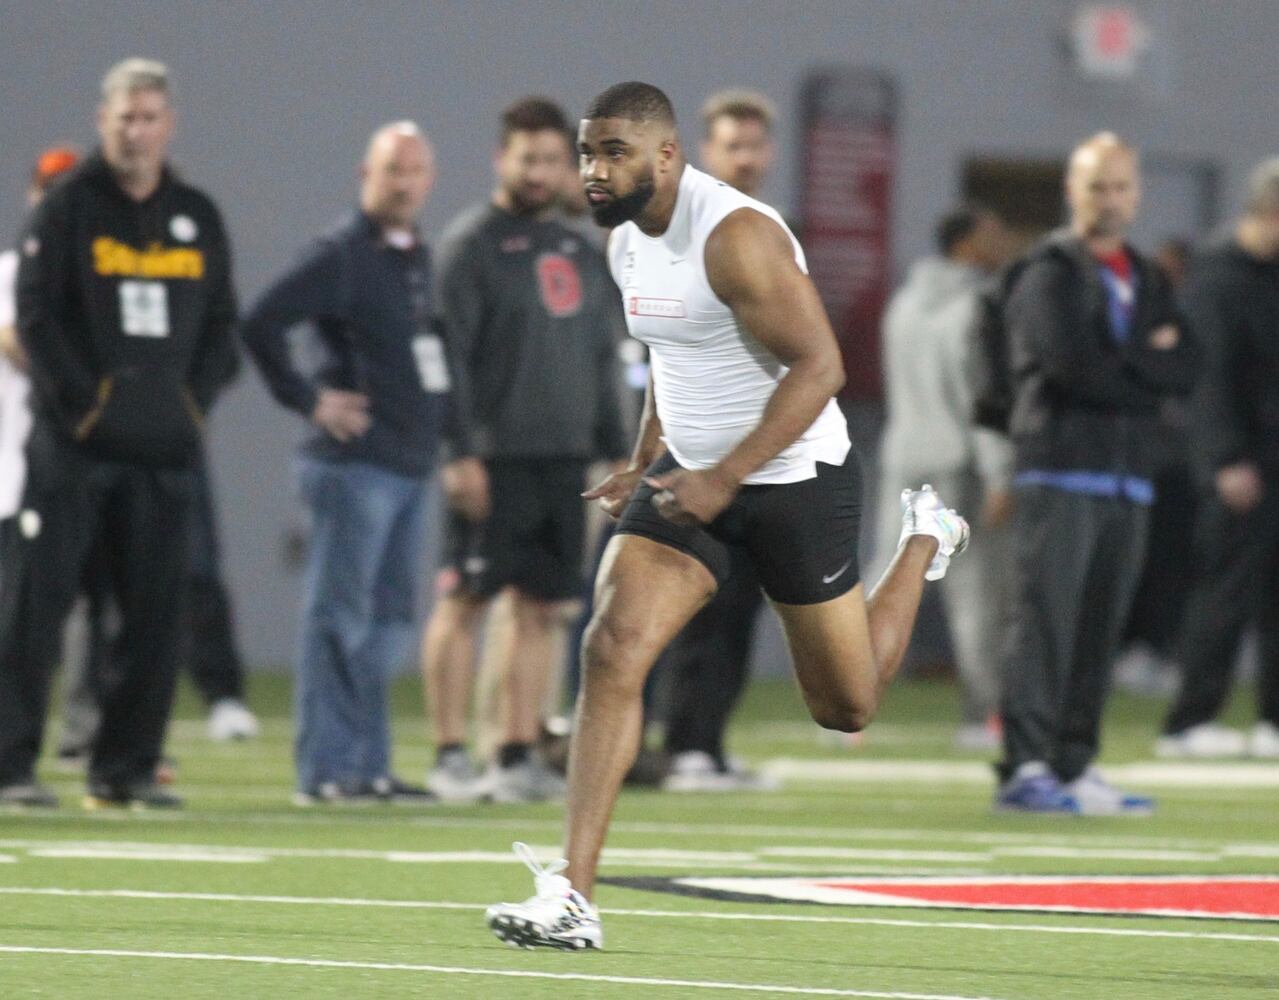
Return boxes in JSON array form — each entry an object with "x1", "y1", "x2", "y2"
[
  {"x1": 608, "y1": 165, "x2": 849, "y2": 484},
  {"x1": 0, "y1": 249, "x2": 33, "y2": 519}
]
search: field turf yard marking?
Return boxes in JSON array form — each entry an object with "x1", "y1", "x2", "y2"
[
  {"x1": 3, "y1": 836, "x2": 1274, "y2": 869},
  {"x1": 10, "y1": 806, "x2": 1279, "y2": 852},
  {"x1": 29, "y1": 847, "x2": 268, "y2": 863},
  {"x1": 762, "y1": 758, "x2": 1279, "y2": 788},
  {"x1": 4, "y1": 887, "x2": 1279, "y2": 945},
  {"x1": 0, "y1": 838, "x2": 981, "y2": 874},
  {"x1": 0, "y1": 945, "x2": 1004, "y2": 999}
]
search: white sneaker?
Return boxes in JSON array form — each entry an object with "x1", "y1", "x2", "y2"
[
  {"x1": 1248, "y1": 721, "x2": 1279, "y2": 759},
  {"x1": 482, "y1": 756, "x2": 566, "y2": 804},
  {"x1": 661, "y1": 751, "x2": 779, "y2": 792},
  {"x1": 1062, "y1": 767, "x2": 1155, "y2": 816},
  {"x1": 899, "y1": 484, "x2": 969, "y2": 581},
  {"x1": 207, "y1": 699, "x2": 260, "y2": 741},
  {"x1": 486, "y1": 842, "x2": 602, "y2": 951},
  {"x1": 1155, "y1": 722, "x2": 1246, "y2": 759},
  {"x1": 426, "y1": 749, "x2": 486, "y2": 802}
]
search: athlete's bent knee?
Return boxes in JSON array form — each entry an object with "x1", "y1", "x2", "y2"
[{"x1": 580, "y1": 615, "x2": 650, "y2": 697}]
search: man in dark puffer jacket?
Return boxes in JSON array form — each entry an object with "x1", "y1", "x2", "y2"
[{"x1": 995, "y1": 133, "x2": 1198, "y2": 815}]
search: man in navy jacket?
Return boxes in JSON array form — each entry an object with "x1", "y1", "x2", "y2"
[{"x1": 242, "y1": 122, "x2": 470, "y2": 804}]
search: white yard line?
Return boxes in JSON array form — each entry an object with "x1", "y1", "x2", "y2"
[
  {"x1": 758, "y1": 848, "x2": 993, "y2": 863},
  {"x1": 0, "y1": 839, "x2": 976, "y2": 876},
  {"x1": 2, "y1": 887, "x2": 1278, "y2": 945},
  {"x1": 762, "y1": 758, "x2": 1279, "y2": 789},
  {"x1": 407, "y1": 816, "x2": 1279, "y2": 853},
  {"x1": 3, "y1": 835, "x2": 1277, "y2": 870},
  {"x1": 7, "y1": 809, "x2": 1279, "y2": 855},
  {"x1": 0, "y1": 945, "x2": 1002, "y2": 999},
  {"x1": 28, "y1": 848, "x2": 268, "y2": 863}
]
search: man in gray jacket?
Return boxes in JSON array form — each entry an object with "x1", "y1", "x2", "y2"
[{"x1": 876, "y1": 206, "x2": 1011, "y2": 749}]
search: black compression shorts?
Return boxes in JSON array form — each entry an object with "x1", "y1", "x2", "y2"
[{"x1": 615, "y1": 447, "x2": 863, "y2": 605}]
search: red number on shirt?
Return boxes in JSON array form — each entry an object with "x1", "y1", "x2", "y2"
[{"x1": 536, "y1": 253, "x2": 582, "y2": 318}]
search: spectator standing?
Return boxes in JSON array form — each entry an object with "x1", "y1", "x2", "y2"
[
  {"x1": 421, "y1": 97, "x2": 628, "y2": 803},
  {"x1": 240, "y1": 122, "x2": 448, "y2": 804},
  {"x1": 0, "y1": 59, "x2": 239, "y2": 809},
  {"x1": 995, "y1": 133, "x2": 1198, "y2": 814},
  {"x1": 876, "y1": 206, "x2": 1013, "y2": 750},
  {"x1": 1156, "y1": 158, "x2": 1279, "y2": 759}
]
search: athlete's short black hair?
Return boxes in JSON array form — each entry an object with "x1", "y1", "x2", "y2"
[
  {"x1": 584, "y1": 82, "x2": 676, "y2": 127},
  {"x1": 501, "y1": 96, "x2": 572, "y2": 148}
]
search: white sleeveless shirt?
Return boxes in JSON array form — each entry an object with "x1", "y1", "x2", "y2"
[{"x1": 608, "y1": 165, "x2": 849, "y2": 485}]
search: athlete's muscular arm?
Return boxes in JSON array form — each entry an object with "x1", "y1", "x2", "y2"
[
  {"x1": 583, "y1": 369, "x2": 663, "y2": 519},
  {"x1": 648, "y1": 209, "x2": 845, "y2": 525}
]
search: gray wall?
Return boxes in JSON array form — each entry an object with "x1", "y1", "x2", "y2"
[{"x1": 2, "y1": 0, "x2": 1275, "y2": 667}]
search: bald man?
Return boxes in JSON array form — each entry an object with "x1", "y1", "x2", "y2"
[
  {"x1": 994, "y1": 133, "x2": 1198, "y2": 814},
  {"x1": 242, "y1": 122, "x2": 463, "y2": 804}
]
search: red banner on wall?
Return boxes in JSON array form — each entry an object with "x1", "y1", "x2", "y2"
[{"x1": 798, "y1": 68, "x2": 897, "y2": 400}]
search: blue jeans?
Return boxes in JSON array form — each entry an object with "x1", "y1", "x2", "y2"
[{"x1": 294, "y1": 457, "x2": 427, "y2": 792}]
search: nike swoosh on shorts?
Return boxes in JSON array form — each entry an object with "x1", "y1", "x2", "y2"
[{"x1": 822, "y1": 561, "x2": 852, "y2": 584}]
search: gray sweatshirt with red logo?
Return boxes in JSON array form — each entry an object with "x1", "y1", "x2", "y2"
[{"x1": 435, "y1": 203, "x2": 629, "y2": 461}]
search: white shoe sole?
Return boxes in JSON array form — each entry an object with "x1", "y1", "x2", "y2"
[{"x1": 487, "y1": 911, "x2": 601, "y2": 951}]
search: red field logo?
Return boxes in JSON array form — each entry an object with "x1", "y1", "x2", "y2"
[{"x1": 657, "y1": 875, "x2": 1279, "y2": 921}]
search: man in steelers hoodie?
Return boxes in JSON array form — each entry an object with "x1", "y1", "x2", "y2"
[{"x1": 0, "y1": 59, "x2": 238, "y2": 809}]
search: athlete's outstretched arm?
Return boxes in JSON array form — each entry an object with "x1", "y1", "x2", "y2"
[{"x1": 647, "y1": 208, "x2": 845, "y2": 524}]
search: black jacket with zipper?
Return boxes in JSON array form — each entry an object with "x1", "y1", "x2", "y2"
[
  {"x1": 16, "y1": 150, "x2": 239, "y2": 467},
  {"x1": 1180, "y1": 238, "x2": 1279, "y2": 481},
  {"x1": 1005, "y1": 229, "x2": 1199, "y2": 481}
]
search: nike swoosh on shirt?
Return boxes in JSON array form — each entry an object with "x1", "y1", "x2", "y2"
[
  {"x1": 668, "y1": 258, "x2": 685, "y2": 265},
  {"x1": 822, "y1": 561, "x2": 852, "y2": 585}
]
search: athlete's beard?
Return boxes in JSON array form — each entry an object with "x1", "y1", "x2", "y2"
[{"x1": 590, "y1": 174, "x2": 656, "y2": 228}]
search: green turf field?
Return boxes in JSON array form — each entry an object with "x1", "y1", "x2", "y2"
[{"x1": 1, "y1": 673, "x2": 1277, "y2": 999}]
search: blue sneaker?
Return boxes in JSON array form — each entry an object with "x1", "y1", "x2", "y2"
[
  {"x1": 1062, "y1": 768, "x2": 1155, "y2": 816},
  {"x1": 995, "y1": 762, "x2": 1079, "y2": 813}
]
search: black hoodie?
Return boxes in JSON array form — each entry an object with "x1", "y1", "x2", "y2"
[
  {"x1": 16, "y1": 150, "x2": 238, "y2": 466},
  {"x1": 1180, "y1": 238, "x2": 1279, "y2": 479}
]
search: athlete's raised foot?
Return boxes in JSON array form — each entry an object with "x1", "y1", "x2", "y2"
[
  {"x1": 899, "y1": 484, "x2": 969, "y2": 581},
  {"x1": 485, "y1": 842, "x2": 603, "y2": 951}
]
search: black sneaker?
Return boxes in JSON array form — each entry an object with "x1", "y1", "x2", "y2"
[
  {"x1": 84, "y1": 781, "x2": 184, "y2": 811},
  {"x1": 0, "y1": 781, "x2": 59, "y2": 808},
  {"x1": 371, "y1": 775, "x2": 438, "y2": 805}
]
